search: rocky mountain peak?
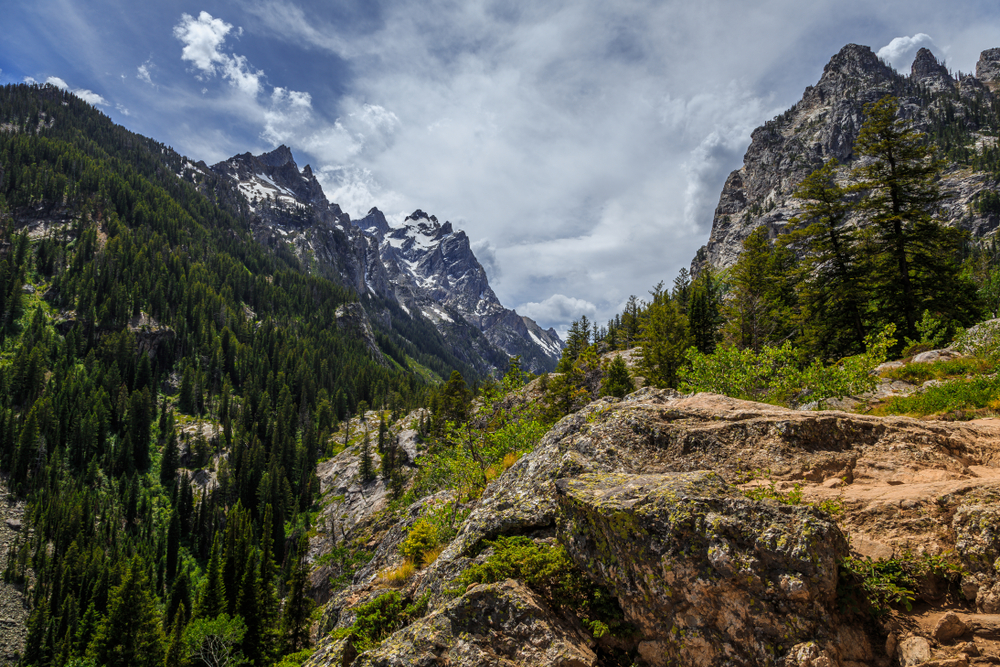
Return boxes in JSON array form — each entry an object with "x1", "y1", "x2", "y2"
[
  {"x1": 911, "y1": 47, "x2": 953, "y2": 92},
  {"x1": 258, "y1": 144, "x2": 296, "y2": 168},
  {"x1": 977, "y1": 48, "x2": 1000, "y2": 91},
  {"x1": 356, "y1": 207, "x2": 391, "y2": 238},
  {"x1": 817, "y1": 43, "x2": 894, "y2": 91},
  {"x1": 406, "y1": 209, "x2": 438, "y2": 224},
  {"x1": 695, "y1": 41, "x2": 1000, "y2": 272}
]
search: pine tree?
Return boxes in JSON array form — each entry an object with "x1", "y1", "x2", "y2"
[
  {"x1": 851, "y1": 95, "x2": 980, "y2": 340},
  {"x1": 600, "y1": 355, "x2": 635, "y2": 398},
  {"x1": 88, "y1": 557, "x2": 165, "y2": 667},
  {"x1": 723, "y1": 227, "x2": 797, "y2": 351},
  {"x1": 688, "y1": 269, "x2": 722, "y2": 354},
  {"x1": 359, "y1": 427, "x2": 375, "y2": 483},
  {"x1": 279, "y1": 534, "x2": 313, "y2": 655},
  {"x1": 164, "y1": 602, "x2": 186, "y2": 667},
  {"x1": 784, "y1": 158, "x2": 868, "y2": 359},
  {"x1": 193, "y1": 535, "x2": 227, "y2": 620},
  {"x1": 160, "y1": 428, "x2": 179, "y2": 486},
  {"x1": 640, "y1": 297, "x2": 690, "y2": 388},
  {"x1": 672, "y1": 268, "x2": 692, "y2": 314}
]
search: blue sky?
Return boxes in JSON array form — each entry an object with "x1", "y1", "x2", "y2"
[{"x1": 4, "y1": 0, "x2": 1000, "y2": 335}]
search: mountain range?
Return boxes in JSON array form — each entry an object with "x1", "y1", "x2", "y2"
[{"x1": 207, "y1": 145, "x2": 563, "y2": 376}]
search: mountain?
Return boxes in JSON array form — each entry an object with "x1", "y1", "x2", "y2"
[
  {"x1": 354, "y1": 208, "x2": 564, "y2": 372},
  {"x1": 210, "y1": 147, "x2": 563, "y2": 375},
  {"x1": 696, "y1": 44, "x2": 1000, "y2": 271}
]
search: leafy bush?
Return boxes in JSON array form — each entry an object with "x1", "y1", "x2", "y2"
[
  {"x1": 839, "y1": 552, "x2": 964, "y2": 617},
  {"x1": 272, "y1": 649, "x2": 315, "y2": 667},
  {"x1": 399, "y1": 520, "x2": 438, "y2": 564},
  {"x1": 453, "y1": 536, "x2": 632, "y2": 639},
  {"x1": 680, "y1": 325, "x2": 894, "y2": 406},
  {"x1": 333, "y1": 591, "x2": 430, "y2": 652}
]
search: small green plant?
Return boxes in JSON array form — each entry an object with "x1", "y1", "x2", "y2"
[
  {"x1": 839, "y1": 551, "x2": 965, "y2": 617},
  {"x1": 742, "y1": 480, "x2": 804, "y2": 505},
  {"x1": 399, "y1": 520, "x2": 438, "y2": 565},
  {"x1": 871, "y1": 374, "x2": 1000, "y2": 419},
  {"x1": 332, "y1": 591, "x2": 431, "y2": 652}
]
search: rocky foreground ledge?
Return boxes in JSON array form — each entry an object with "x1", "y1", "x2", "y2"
[{"x1": 307, "y1": 389, "x2": 1000, "y2": 667}]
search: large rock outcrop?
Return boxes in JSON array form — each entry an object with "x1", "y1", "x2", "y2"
[
  {"x1": 557, "y1": 471, "x2": 876, "y2": 667},
  {"x1": 308, "y1": 388, "x2": 1000, "y2": 665}
]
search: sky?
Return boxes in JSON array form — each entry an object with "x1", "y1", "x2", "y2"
[{"x1": 3, "y1": 1, "x2": 1000, "y2": 337}]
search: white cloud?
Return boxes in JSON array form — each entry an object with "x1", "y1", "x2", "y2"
[
  {"x1": 137, "y1": 61, "x2": 153, "y2": 85},
  {"x1": 471, "y1": 239, "x2": 501, "y2": 281},
  {"x1": 115, "y1": 103, "x2": 130, "y2": 116},
  {"x1": 877, "y1": 33, "x2": 936, "y2": 71},
  {"x1": 44, "y1": 75, "x2": 108, "y2": 106},
  {"x1": 174, "y1": 11, "x2": 262, "y2": 96},
  {"x1": 174, "y1": 11, "x2": 232, "y2": 74},
  {"x1": 519, "y1": 294, "x2": 598, "y2": 330}
]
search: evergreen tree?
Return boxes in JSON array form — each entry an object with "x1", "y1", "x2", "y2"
[
  {"x1": 160, "y1": 428, "x2": 179, "y2": 486},
  {"x1": 723, "y1": 227, "x2": 797, "y2": 351},
  {"x1": 784, "y1": 158, "x2": 868, "y2": 358},
  {"x1": 88, "y1": 557, "x2": 165, "y2": 667},
  {"x1": 851, "y1": 95, "x2": 981, "y2": 339},
  {"x1": 279, "y1": 534, "x2": 313, "y2": 655},
  {"x1": 193, "y1": 535, "x2": 227, "y2": 620},
  {"x1": 688, "y1": 269, "x2": 722, "y2": 354},
  {"x1": 672, "y1": 268, "x2": 692, "y2": 314},
  {"x1": 640, "y1": 297, "x2": 690, "y2": 388},
  {"x1": 359, "y1": 427, "x2": 375, "y2": 483},
  {"x1": 599, "y1": 355, "x2": 635, "y2": 398}
]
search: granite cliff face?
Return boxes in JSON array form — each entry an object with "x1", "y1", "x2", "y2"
[
  {"x1": 698, "y1": 44, "x2": 1000, "y2": 271},
  {"x1": 209, "y1": 148, "x2": 562, "y2": 375}
]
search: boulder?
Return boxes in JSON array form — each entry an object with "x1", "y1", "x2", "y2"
[
  {"x1": 898, "y1": 636, "x2": 932, "y2": 667},
  {"x1": 555, "y1": 471, "x2": 876, "y2": 667},
  {"x1": 934, "y1": 612, "x2": 968, "y2": 643},
  {"x1": 911, "y1": 348, "x2": 963, "y2": 364},
  {"x1": 308, "y1": 580, "x2": 597, "y2": 667}
]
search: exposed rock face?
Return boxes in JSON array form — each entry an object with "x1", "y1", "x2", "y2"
[
  {"x1": 354, "y1": 208, "x2": 563, "y2": 374},
  {"x1": 557, "y1": 471, "x2": 874, "y2": 667},
  {"x1": 977, "y1": 48, "x2": 1000, "y2": 91},
  {"x1": 355, "y1": 581, "x2": 597, "y2": 667},
  {"x1": 912, "y1": 47, "x2": 954, "y2": 93},
  {"x1": 0, "y1": 487, "x2": 30, "y2": 665},
  {"x1": 335, "y1": 303, "x2": 390, "y2": 367},
  {"x1": 308, "y1": 387, "x2": 1000, "y2": 665},
  {"x1": 697, "y1": 43, "x2": 1000, "y2": 272}
]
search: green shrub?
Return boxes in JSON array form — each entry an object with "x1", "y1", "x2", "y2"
[
  {"x1": 839, "y1": 552, "x2": 964, "y2": 617},
  {"x1": 872, "y1": 374, "x2": 1000, "y2": 418},
  {"x1": 680, "y1": 324, "x2": 895, "y2": 407},
  {"x1": 333, "y1": 591, "x2": 430, "y2": 652},
  {"x1": 453, "y1": 536, "x2": 632, "y2": 639},
  {"x1": 399, "y1": 520, "x2": 438, "y2": 565}
]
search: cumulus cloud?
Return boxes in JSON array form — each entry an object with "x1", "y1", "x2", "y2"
[
  {"x1": 115, "y1": 103, "x2": 130, "y2": 116},
  {"x1": 174, "y1": 11, "x2": 262, "y2": 96},
  {"x1": 877, "y1": 33, "x2": 937, "y2": 71},
  {"x1": 44, "y1": 76, "x2": 108, "y2": 106}
]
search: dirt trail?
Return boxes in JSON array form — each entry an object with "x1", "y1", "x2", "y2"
[{"x1": 781, "y1": 416, "x2": 1000, "y2": 663}]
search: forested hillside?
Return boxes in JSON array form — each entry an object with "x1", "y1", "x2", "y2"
[{"x1": 0, "y1": 82, "x2": 470, "y2": 666}]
